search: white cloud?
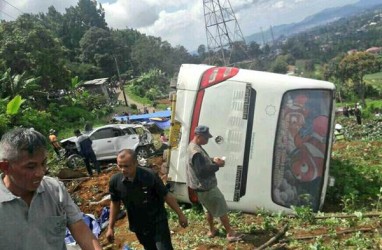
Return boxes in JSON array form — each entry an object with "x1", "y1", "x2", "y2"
[
  {"x1": 103, "y1": 0, "x2": 193, "y2": 28},
  {"x1": 139, "y1": 4, "x2": 205, "y2": 49},
  {"x1": 103, "y1": 0, "x2": 159, "y2": 28},
  {"x1": 272, "y1": 1, "x2": 285, "y2": 9}
]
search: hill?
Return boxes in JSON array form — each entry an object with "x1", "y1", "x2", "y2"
[{"x1": 246, "y1": 0, "x2": 382, "y2": 44}]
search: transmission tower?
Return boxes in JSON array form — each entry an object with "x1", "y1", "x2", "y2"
[{"x1": 203, "y1": 0, "x2": 247, "y2": 65}]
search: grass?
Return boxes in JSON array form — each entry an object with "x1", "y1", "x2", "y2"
[
  {"x1": 164, "y1": 115, "x2": 382, "y2": 249},
  {"x1": 364, "y1": 72, "x2": 382, "y2": 96},
  {"x1": 124, "y1": 86, "x2": 152, "y2": 105},
  {"x1": 123, "y1": 86, "x2": 170, "y2": 111}
]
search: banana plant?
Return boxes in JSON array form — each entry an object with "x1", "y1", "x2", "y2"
[
  {"x1": 6, "y1": 95, "x2": 25, "y2": 115},
  {"x1": 0, "y1": 68, "x2": 40, "y2": 99}
]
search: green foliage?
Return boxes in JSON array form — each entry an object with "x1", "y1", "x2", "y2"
[
  {"x1": 0, "y1": 14, "x2": 70, "y2": 91},
  {"x1": 292, "y1": 205, "x2": 315, "y2": 223},
  {"x1": 0, "y1": 68, "x2": 40, "y2": 99},
  {"x1": 79, "y1": 27, "x2": 115, "y2": 75},
  {"x1": 270, "y1": 56, "x2": 288, "y2": 74},
  {"x1": 339, "y1": 52, "x2": 380, "y2": 106},
  {"x1": 130, "y1": 103, "x2": 138, "y2": 110},
  {"x1": 364, "y1": 72, "x2": 382, "y2": 96},
  {"x1": 127, "y1": 69, "x2": 169, "y2": 100},
  {"x1": 59, "y1": 106, "x2": 93, "y2": 123},
  {"x1": 76, "y1": 91, "x2": 108, "y2": 110},
  {"x1": 6, "y1": 95, "x2": 25, "y2": 115},
  {"x1": 17, "y1": 108, "x2": 54, "y2": 134},
  {"x1": 66, "y1": 62, "x2": 102, "y2": 80},
  {"x1": 61, "y1": 0, "x2": 107, "y2": 51},
  {"x1": 344, "y1": 231, "x2": 373, "y2": 248},
  {"x1": 0, "y1": 114, "x2": 10, "y2": 136},
  {"x1": 327, "y1": 143, "x2": 382, "y2": 211},
  {"x1": 71, "y1": 76, "x2": 81, "y2": 89}
]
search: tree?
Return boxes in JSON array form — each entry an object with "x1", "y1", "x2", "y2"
[
  {"x1": 230, "y1": 41, "x2": 248, "y2": 64},
  {"x1": 61, "y1": 0, "x2": 108, "y2": 52},
  {"x1": 39, "y1": 6, "x2": 64, "y2": 38},
  {"x1": 128, "y1": 69, "x2": 169, "y2": 100},
  {"x1": 0, "y1": 14, "x2": 70, "y2": 91},
  {"x1": 197, "y1": 44, "x2": 206, "y2": 59},
  {"x1": 111, "y1": 29, "x2": 143, "y2": 75},
  {"x1": 270, "y1": 56, "x2": 288, "y2": 74},
  {"x1": 131, "y1": 36, "x2": 164, "y2": 75},
  {"x1": 323, "y1": 54, "x2": 347, "y2": 102},
  {"x1": 248, "y1": 41, "x2": 262, "y2": 59},
  {"x1": 79, "y1": 27, "x2": 115, "y2": 75},
  {"x1": 339, "y1": 52, "x2": 380, "y2": 107}
]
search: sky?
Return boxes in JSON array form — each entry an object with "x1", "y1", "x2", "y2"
[{"x1": 0, "y1": 0, "x2": 359, "y2": 52}]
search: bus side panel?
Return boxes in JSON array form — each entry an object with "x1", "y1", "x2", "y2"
[
  {"x1": 168, "y1": 89, "x2": 196, "y2": 184},
  {"x1": 198, "y1": 81, "x2": 251, "y2": 201},
  {"x1": 225, "y1": 84, "x2": 286, "y2": 213}
]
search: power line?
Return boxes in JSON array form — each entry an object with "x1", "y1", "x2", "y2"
[
  {"x1": 0, "y1": 9, "x2": 16, "y2": 20},
  {"x1": 0, "y1": 0, "x2": 24, "y2": 14}
]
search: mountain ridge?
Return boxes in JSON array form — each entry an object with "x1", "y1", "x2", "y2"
[{"x1": 246, "y1": 0, "x2": 382, "y2": 44}]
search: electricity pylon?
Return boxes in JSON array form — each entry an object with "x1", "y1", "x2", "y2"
[{"x1": 203, "y1": 0, "x2": 247, "y2": 65}]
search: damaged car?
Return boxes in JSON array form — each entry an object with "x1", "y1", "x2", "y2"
[{"x1": 60, "y1": 124, "x2": 155, "y2": 168}]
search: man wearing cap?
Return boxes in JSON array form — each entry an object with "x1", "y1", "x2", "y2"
[{"x1": 186, "y1": 125, "x2": 242, "y2": 242}]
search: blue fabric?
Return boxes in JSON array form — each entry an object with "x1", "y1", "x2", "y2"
[
  {"x1": 150, "y1": 119, "x2": 171, "y2": 130},
  {"x1": 115, "y1": 110, "x2": 171, "y2": 122},
  {"x1": 97, "y1": 207, "x2": 110, "y2": 230},
  {"x1": 65, "y1": 213, "x2": 101, "y2": 245},
  {"x1": 65, "y1": 228, "x2": 76, "y2": 245}
]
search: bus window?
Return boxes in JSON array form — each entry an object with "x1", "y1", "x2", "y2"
[{"x1": 272, "y1": 89, "x2": 332, "y2": 211}]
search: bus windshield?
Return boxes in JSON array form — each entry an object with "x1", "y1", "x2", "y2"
[{"x1": 272, "y1": 89, "x2": 333, "y2": 211}]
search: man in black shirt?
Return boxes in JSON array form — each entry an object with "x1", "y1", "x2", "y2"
[{"x1": 106, "y1": 149, "x2": 188, "y2": 250}]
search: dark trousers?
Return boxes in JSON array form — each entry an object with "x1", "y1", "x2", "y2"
[
  {"x1": 135, "y1": 220, "x2": 173, "y2": 250},
  {"x1": 356, "y1": 115, "x2": 362, "y2": 125},
  {"x1": 83, "y1": 151, "x2": 100, "y2": 175},
  {"x1": 53, "y1": 147, "x2": 61, "y2": 157}
]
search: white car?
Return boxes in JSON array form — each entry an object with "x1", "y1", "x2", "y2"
[{"x1": 61, "y1": 124, "x2": 155, "y2": 168}]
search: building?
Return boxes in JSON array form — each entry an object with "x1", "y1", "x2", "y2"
[
  {"x1": 81, "y1": 78, "x2": 111, "y2": 101},
  {"x1": 366, "y1": 47, "x2": 382, "y2": 54}
]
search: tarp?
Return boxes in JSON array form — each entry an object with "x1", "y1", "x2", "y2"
[
  {"x1": 65, "y1": 207, "x2": 126, "y2": 248},
  {"x1": 149, "y1": 119, "x2": 170, "y2": 130},
  {"x1": 115, "y1": 110, "x2": 171, "y2": 122},
  {"x1": 65, "y1": 213, "x2": 101, "y2": 246},
  {"x1": 115, "y1": 110, "x2": 171, "y2": 129}
]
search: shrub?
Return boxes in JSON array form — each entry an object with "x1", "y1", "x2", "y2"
[
  {"x1": 18, "y1": 108, "x2": 54, "y2": 134},
  {"x1": 0, "y1": 114, "x2": 10, "y2": 136},
  {"x1": 58, "y1": 106, "x2": 93, "y2": 123}
]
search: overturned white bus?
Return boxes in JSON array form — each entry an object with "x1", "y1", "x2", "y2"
[{"x1": 167, "y1": 64, "x2": 335, "y2": 213}]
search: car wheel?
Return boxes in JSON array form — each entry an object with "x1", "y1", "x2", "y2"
[
  {"x1": 136, "y1": 147, "x2": 149, "y2": 159},
  {"x1": 66, "y1": 154, "x2": 84, "y2": 169}
]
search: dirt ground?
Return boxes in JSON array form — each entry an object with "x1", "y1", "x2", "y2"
[
  {"x1": 62, "y1": 149, "x2": 381, "y2": 250},
  {"x1": 63, "y1": 156, "x2": 269, "y2": 250}
]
